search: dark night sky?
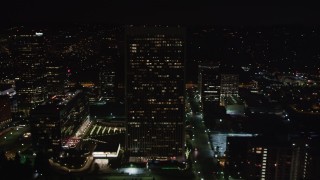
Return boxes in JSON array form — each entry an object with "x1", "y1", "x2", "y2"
[{"x1": 1, "y1": 1, "x2": 319, "y2": 26}]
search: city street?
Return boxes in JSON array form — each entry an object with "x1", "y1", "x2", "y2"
[
  {"x1": 190, "y1": 114, "x2": 216, "y2": 180},
  {"x1": 187, "y1": 88, "x2": 216, "y2": 180}
]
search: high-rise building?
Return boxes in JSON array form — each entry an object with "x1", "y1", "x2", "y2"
[
  {"x1": 220, "y1": 74, "x2": 239, "y2": 98},
  {"x1": 125, "y1": 27, "x2": 185, "y2": 160},
  {"x1": 10, "y1": 31, "x2": 47, "y2": 116},
  {"x1": 98, "y1": 31, "x2": 121, "y2": 102},
  {"x1": 30, "y1": 90, "x2": 89, "y2": 155},
  {"x1": 198, "y1": 65, "x2": 220, "y2": 105},
  {"x1": 220, "y1": 74, "x2": 239, "y2": 106},
  {"x1": 99, "y1": 56, "x2": 116, "y2": 101},
  {"x1": 45, "y1": 59, "x2": 65, "y2": 98},
  {"x1": 226, "y1": 136, "x2": 317, "y2": 180}
]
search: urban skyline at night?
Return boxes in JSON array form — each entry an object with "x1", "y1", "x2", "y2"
[{"x1": 0, "y1": 3, "x2": 320, "y2": 180}]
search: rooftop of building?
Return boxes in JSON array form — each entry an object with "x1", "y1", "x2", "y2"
[
  {"x1": 243, "y1": 93, "x2": 269, "y2": 106},
  {"x1": 47, "y1": 90, "x2": 82, "y2": 106},
  {"x1": 223, "y1": 95, "x2": 243, "y2": 105},
  {"x1": 227, "y1": 135, "x2": 291, "y2": 148},
  {"x1": 30, "y1": 104, "x2": 62, "y2": 115},
  {"x1": 0, "y1": 84, "x2": 13, "y2": 91},
  {"x1": 199, "y1": 63, "x2": 243, "y2": 74},
  {"x1": 31, "y1": 90, "x2": 83, "y2": 115},
  {"x1": 94, "y1": 140, "x2": 120, "y2": 153}
]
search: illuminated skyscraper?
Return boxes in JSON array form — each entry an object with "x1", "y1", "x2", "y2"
[
  {"x1": 98, "y1": 31, "x2": 120, "y2": 102},
  {"x1": 226, "y1": 136, "x2": 317, "y2": 180},
  {"x1": 198, "y1": 65, "x2": 220, "y2": 105},
  {"x1": 46, "y1": 59, "x2": 65, "y2": 98},
  {"x1": 11, "y1": 31, "x2": 47, "y2": 116},
  {"x1": 220, "y1": 74, "x2": 239, "y2": 98},
  {"x1": 99, "y1": 56, "x2": 116, "y2": 101},
  {"x1": 126, "y1": 27, "x2": 185, "y2": 160},
  {"x1": 220, "y1": 74, "x2": 239, "y2": 105}
]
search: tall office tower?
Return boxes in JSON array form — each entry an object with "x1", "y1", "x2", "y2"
[
  {"x1": 0, "y1": 96, "x2": 12, "y2": 127},
  {"x1": 220, "y1": 74, "x2": 239, "y2": 105},
  {"x1": 98, "y1": 31, "x2": 120, "y2": 102},
  {"x1": 198, "y1": 65, "x2": 220, "y2": 105},
  {"x1": 99, "y1": 56, "x2": 116, "y2": 101},
  {"x1": 126, "y1": 27, "x2": 185, "y2": 160},
  {"x1": 226, "y1": 136, "x2": 316, "y2": 180},
  {"x1": 10, "y1": 31, "x2": 47, "y2": 116},
  {"x1": 30, "y1": 90, "x2": 89, "y2": 156},
  {"x1": 45, "y1": 59, "x2": 65, "y2": 98}
]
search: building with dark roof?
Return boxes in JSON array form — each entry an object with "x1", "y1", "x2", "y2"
[
  {"x1": 198, "y1": 65, "x2": 220, "y2": 105},
  {"x1": 92, "y1": 141, "x2": 121, "y2": 158},
  {"x1": 30, "y1": 90, "x2": 89, "y2": 156}
]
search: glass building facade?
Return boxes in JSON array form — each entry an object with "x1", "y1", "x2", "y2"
[
  {"x1": 11, "y1": 32, "x2": 47, "y2": 116},
  {"x1": 125, "y1": 27, "x2": 185, "y2": 159},
  {"x1": 30, "y1": 90, "x2": 89, "y2": 156},
  {"x1": 198, "y1": 65, "x2": 221, "y2": 104}
]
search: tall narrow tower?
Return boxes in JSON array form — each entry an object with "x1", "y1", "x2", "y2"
[
  {"x1": 11, "y1": 31, "x2": 46, "y2": 116},
  {"x1": 126, "y1": 27, "x2": 185, "y2": 160}
]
